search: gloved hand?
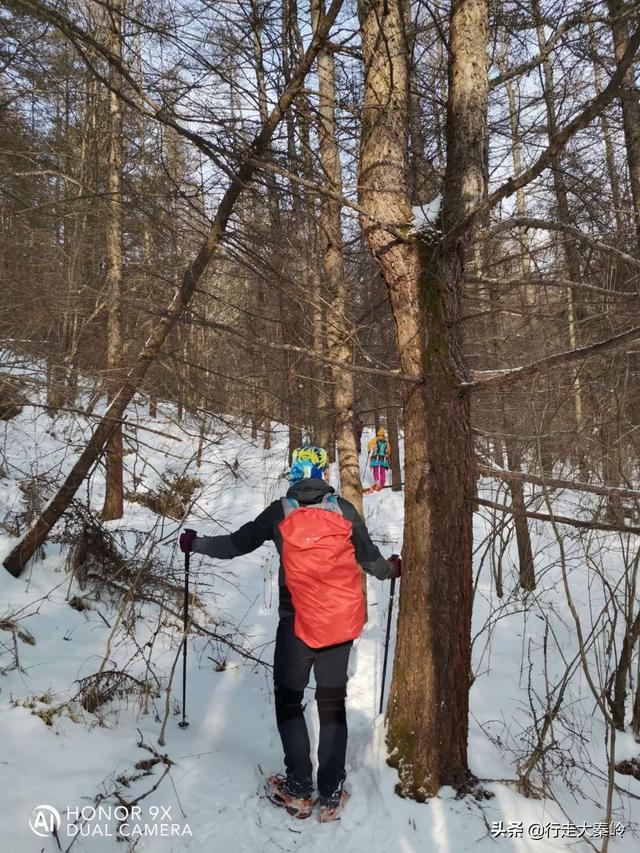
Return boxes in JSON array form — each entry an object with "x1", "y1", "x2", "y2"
[
  {"x1": 388, "y1": 553, "x2": 402, "y2": 579},
  {"x1": 179, "y1": 529, "x2": 198, "y2": 554}
]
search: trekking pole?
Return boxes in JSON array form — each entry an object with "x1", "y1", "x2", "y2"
[
  {"x1": 379, "y1": 575, "x2": 396, "y2": 715},
  {"x1": 178, "y1": 530, "x2": 196, "y2": 729}
]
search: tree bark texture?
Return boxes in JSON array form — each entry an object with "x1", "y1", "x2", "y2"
[
  {"x1": 100, "y1": 0, "x2": 125, "y2": 521},
  {"x1": 358, "y1": 0, "x2": 487, "y2": 797}
]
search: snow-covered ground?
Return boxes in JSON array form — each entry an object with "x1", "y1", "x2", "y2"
[{"x1": 1, "y1": 382, "x2": 639, "y2": 852}]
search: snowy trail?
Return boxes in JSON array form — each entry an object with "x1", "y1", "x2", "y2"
[{"x1": 1, "y1": 408, "x2": 639, "y2": 851}]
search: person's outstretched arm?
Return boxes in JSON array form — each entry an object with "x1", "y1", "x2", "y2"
[{"x1": 188, "y1": 501, "x2": 281, "y2": 559}]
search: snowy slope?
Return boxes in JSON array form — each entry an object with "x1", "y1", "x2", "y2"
[{"x1": 1, "y1": 394, "x2": 639, "y2": 852}]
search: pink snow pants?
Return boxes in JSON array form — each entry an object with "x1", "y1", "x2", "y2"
[{"x1": 373, "y1": 466, "x2": 386, "y2": 488}]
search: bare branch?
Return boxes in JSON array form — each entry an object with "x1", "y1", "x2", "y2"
[
  {"x1": 465, "y1": 325, "x2": 640, "y2": 391},
  {"x1": 489, "y1": 217, "x2": 640, "y2": 270},
  {"x1": 477, "y1": 463, "x2": 640, "y2": 501},
  {"x1": 452, "y1": 24, "x2": 640, "y2": 237},
  {"x1": 475, "y1": 498, "x2": 640, "y2": 536},
  {"x1": 465, "y1": 274, "x2": 640, "y2": 301}
]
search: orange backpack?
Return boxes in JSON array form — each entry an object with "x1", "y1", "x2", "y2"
[{"x1": 279, "y1": 495, "x2": 365, "y2": 648}]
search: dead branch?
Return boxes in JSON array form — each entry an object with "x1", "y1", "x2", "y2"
[
  {"x1": 477, "y1": 462, "x2": 640, "y2": 501},
  {"x1": 474, "y1": 497, "x2": 640, "y2": 536},
  {"x1": 466, "y1": 324, "x2": 640, "y2": 391},
  {"x1": 454, "y1": 24, "x2": 640, "y2": 237},
  {"x1": 489, "y1": 217, "x2": 640, "y2": 269}
]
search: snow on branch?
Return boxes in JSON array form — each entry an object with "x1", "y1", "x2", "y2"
[{"x1": 410, "y1": 195, "x2": 443, "y2": 236}]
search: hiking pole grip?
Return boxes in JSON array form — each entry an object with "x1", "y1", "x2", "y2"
[
  {"x1": 179, "y1": 530, "x2": 196, "y2": 729},
  {"x1": 379, "y1": 576, "x2": 396, "y2": 715}
]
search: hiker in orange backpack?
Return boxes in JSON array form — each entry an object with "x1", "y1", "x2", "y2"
[
  {"x1": 366, "y1": 427, "x2": 391, "y2": 491},
  {"x1": 179, "y1": 444, "x2": 400, "y2": 822}
]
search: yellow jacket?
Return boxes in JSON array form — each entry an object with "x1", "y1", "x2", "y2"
[{"x1": 367, "y1": 434, "x2": 391, "y2": 458}]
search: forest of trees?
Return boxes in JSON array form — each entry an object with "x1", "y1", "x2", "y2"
[{"x1": 2, "y1": 0, "x2": 640, "y2": 808}]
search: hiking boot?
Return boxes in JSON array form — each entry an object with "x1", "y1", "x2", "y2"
[
  {"x1": 373, "y1": 483, "x2": 383, "y2": 492},
  {"x1": 317, "y1": 785, "x2": 350, "y2": 822},
  {"x1": 265, "y1": 774, "x2": 314, "y2": 819}
]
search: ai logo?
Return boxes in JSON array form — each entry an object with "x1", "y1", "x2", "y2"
[{"x1": 29, "y1": 805, "x2": 61, "y2": 837}]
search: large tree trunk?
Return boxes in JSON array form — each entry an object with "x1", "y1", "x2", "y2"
[
  {"x1": 100, "y1": 0, "x2": 124, "y2": 521},
  {"x1": 2, "y1": 0, "x2": 345, "y2": 577},
  {"x1": 358, "y1": 0, "x2": 487, "y2": 797}
]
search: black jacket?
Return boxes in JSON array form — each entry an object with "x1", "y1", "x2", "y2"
[{"x1": 192, "y1": 478, "x2": 393, "y2": 617}]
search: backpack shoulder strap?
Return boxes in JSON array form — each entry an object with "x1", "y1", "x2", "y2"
[
  {"x1": 321, "y1": 494, "x2": 343, "y2": 516},
  {"x1": 281, "y1": 496, "x2": 299, "y2": 518}
]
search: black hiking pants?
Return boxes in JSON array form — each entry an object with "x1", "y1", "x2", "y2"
[{"x1": 273, "y1": 617, "x2": 352, "y2": 799}]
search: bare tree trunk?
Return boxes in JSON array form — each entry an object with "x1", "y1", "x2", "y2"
[
  {"x1": 48, "y1": 61, "x2": 75, "y2": 412},
  {"x1": 480, "y1": 241, "x2": 536, "y2": 591},
  {"x1": 100, "y1": 0, "x2": 124, "y2": 521},
  {"x1": 404, "y1": 0, "x2": 435, "y2": 206},
  {"x1": 385, "y1": 376, "x2": 402, "y2": 491},
  {"x1": 611, "y1": 609, "x2": 640, "y2": 730},
  {"x1": 607, "y1": 0, "x2": 640, "y2": 247},
  {"x1": 64, "y1": 66, "x2": 97, "y2": 407},
  {"x1": 589, "y1": 21, "x2": 625, "y2": 239},
  {"x1": 288, "y1": 12, "x2": 330, "y2": 449},
  {"x1": 497, "y1": 44, "x2": 536, "y2": 311},
  {"x1": 280, "y1": 291, "x2": 303, "y2": 459},
  {"x1": 633, "y1": 656, "x2": 640, "y2": 736},
  {"x1": 282, "y1": 0, "x2": 305, "y2": 459},
  {"x1": 358, "y1": 0, "x2": 487, "y2": 797},
  {"x1": 250, "y1": 0, "x2": 275, "y2": 450},
  {"x1": 505, "y1": 440, "x2": 536, "y2": 590},
  {"x1": 533, "y1": 0, "x2": 585, "y2": 460},
  {"x1": 312, "y1": 0, "x2": 362, "y2": 513},
  {"x1": 2, "y1": 0, "x2": 345, "y2": 577},
  {"x1": 372, "y1": 393, "x2": 380, "y2": 434},
  {"x1": 310, "y1": 257, "x2": 330, "y2": 449}
]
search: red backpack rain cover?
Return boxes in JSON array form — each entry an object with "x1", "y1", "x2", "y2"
[{"x1": 279, "y1": 495, "x2": 365, "y2": 648}]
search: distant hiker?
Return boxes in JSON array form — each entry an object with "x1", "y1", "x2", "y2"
[
  {"x1": 354, "y1": 416, "x2": 364, "y2": 454},
  {"x1": 366, "y1": 427, "x2": 391, "y2": 491},
  {"x1": 179, "y1": 444, "x2": 400, "y2": 822}
]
